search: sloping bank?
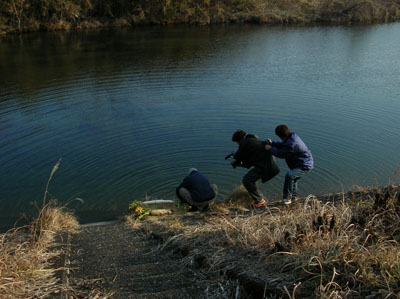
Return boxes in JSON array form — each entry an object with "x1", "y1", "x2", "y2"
[
  {"x1": 0, "y1": 201, "x2": 79, "y2": 298},
  {"x1": 1, "y1": 0, "x2": 400, "y2": 35},
  {"x1": 2, "y1": 184, "x2": 398, "y2": 298},
  {"x1": 126, "y1": 185, "x2": 400, "y2": 298}
]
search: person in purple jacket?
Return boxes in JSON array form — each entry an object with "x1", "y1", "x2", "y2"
[{"x1": 264, "y1": 124, "x2": 314, "y2": 205}]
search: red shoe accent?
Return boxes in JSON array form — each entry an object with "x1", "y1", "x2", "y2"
[{"x1": 251, "y1": 199, "x2": 267, "y2": 208}]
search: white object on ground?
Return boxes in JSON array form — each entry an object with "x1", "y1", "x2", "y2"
[
  {"x1": 142, "y1": 199, "x2": 175, "y2": 205},
  {"x1": 150, "y1": 209, "x2": 173, "y2": 216}
]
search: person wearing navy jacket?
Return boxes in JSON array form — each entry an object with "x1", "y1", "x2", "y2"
[
  {"x1": 176, "y1": 168, "x2": 218, "y2": 211},
  {"x1": 265, "y1": 124, "x2": 314, "y2": 205}
]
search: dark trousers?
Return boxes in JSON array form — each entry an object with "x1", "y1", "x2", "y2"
[
  {"x1": 283, "y1": 168, "x2": 307, "y2": 199},
  {"x1": 242, "y1": 167, "x2": 269, "y2": 203}
]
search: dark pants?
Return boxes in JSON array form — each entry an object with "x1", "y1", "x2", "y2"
[
  {"x1": 242, "y1": 167, "x2": 271, "y2": 203},
  {"x1": 283, "y1": 168, "x2": 307, "y2": 199}
]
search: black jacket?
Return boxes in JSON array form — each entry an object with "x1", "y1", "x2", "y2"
[{"x1": 233, "y1": 134, "x2": 280, "y2": 182}]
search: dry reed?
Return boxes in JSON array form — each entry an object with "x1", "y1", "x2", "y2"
[
  {"x1": 160, "y1": 185, "x2": 400, "y2": 298},
  {"x1": 0, "y1": 159, "x2": 79, "y2": 298}
]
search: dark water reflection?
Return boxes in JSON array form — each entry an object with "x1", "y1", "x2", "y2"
[{"x1": 1, "y1": 24, "x2": 400, "y2": 229}]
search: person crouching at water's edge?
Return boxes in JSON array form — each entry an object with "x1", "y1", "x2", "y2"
[
  {"x1": 265, "y1": 124, "x2": 314, "y2": 205},
  {"x1": 176, "y1": 168, "x2": 218, "y2": 212},
  {"x1": 231, "y1": 129, "x2": 280, "y2": 208}
]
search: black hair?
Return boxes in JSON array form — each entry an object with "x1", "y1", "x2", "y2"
[
  {"x1": 275, "y1": 124, "x2": 292, "y2": 140},
  {"x1": 232, "y1": 129, "x2": 247, "y2": 142}
]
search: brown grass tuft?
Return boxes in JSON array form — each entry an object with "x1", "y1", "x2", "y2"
[
  {"x1": 225, "y1": 185, "x2": 254, "y2": 208},
  {"x1": 0, "y1": 160, "x2": 79, "y2": 298},
  {"x1": 0, "y1": 204, "x2": 79, "y2": 298}
]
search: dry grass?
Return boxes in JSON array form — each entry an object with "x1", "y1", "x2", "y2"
[
  {"x1": 123, "y1": 0, "x2": 400, "y2": 25},
  {"x1": 0, "y1": 159, "x2": 79, "y2": 298},
  {"x1": 0, "y1": 205, "x2": 78, "y2": 298},
  {"x1": 151, "y1": 185, "x2": 400, "y2": 298},
  {"x1": 2, "y1": 0, "x2": 400, "y2": 34},
  {"x1": 231, "y1": 0, "x2": 400, "y2": 24}
]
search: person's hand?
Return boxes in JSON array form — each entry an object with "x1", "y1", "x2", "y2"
[
  {"x1": 265, "y1": 144, "x2": 272, "y2": 151},
  {"x1": 266, "y1": 138, "x2": 272, "y2": 144}
]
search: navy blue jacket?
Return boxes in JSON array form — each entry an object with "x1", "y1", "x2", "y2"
[
  {"x1": 270, "y1": 133, "x2": 314, "y2": 170},
  {"x1": 176, "y1": 171, "x2": 216, "y2": 202}
]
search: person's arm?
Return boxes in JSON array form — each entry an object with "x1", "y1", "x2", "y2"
[
  {"x1": 177, "y1": 176, "x2": 190, "y2": 192},
  {"x1": 176, "y1": 182, "x2": 184, "y2": 201},
  {"x1": 176, "y1": 176, "x2": 191, "y2": 201},
  {"x1": 271, "y1": 140, "x2": 283, "y2": 148},
  {"x1": 266, "y1": 143, "x2": 291, "y2": 158},
  {"x1": 233, "y1": 145, "x2": 243, "y2": 161},
  {"x1": 269, "y1": 146, "x2": 286, "y2": 158},
  {"x1": 232, "y1": 144, "x2": 244, "y2": 168}
]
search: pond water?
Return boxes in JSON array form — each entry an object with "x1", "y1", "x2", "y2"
[{"x1": 1, "y1": 23, "x2": 400, "y2": 229}]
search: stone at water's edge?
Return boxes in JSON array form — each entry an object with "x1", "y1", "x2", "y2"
[
  {"x1": 150, "y1": 209, "x2": 173, "y2": 216},
  {"x1": 142, "y1": 200, "x2": 178, "y2": 212}
]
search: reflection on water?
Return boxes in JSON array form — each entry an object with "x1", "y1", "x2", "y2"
[{"x1": 1, "y1": 24, "x2": 400, "y2": 229}]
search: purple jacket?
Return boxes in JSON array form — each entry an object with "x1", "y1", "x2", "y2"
[{"x1": 270, "y1": 133, "x2": 314, "y2": 170}]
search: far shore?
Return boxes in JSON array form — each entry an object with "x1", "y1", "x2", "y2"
[{"x1": 1, "y1": 0, "x2": 400, "y2": 36}]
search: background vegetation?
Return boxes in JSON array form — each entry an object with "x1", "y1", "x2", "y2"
[{"x1": 1, "y1": 0, "x2": 400, "y2": 34}]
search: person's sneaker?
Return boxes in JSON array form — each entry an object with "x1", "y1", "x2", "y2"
[
  {"x1": 282, "y1": 197, "x2": 292, "y2": 205},
  {"x1": 251, "y1": 199, "x2": 267, "y2": 208}
]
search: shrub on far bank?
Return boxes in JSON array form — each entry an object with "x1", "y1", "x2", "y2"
[{"x1": 1, "y1": 0, "x2": 400, "y2": 34}]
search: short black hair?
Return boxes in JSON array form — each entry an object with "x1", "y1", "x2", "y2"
[
  {"x1": 232, "y1": 129, "x2": 247, "y2": 142},
  {"x1": 275, "y1": 124, "x2": 292, "y2": 139}
]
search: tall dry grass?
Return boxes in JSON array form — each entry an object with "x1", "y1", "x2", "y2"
[
  {"x1": 166, "y1": 185, "x2": 400, "y2": 298},
  {"x1": 0, "y1": 159, "x2": 79, "y2": 298}
]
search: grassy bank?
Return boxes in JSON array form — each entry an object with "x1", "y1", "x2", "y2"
[
  {"x1": 128, "y1": 185, "x2": 400, "y2": 298},
  {"x1": 0, "y1": 202, "x2": 78, "y2": 298},
  {"x1": 0, "y1": 160, "x2": 79, "y2": 298},
  {"x1": 1, "y1": 0, "x2": 400, "y2": 35}
]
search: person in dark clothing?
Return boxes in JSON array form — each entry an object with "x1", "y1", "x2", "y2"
[
  {"x1": 265, "y1": 124, "x2": 314, "y2": 205},
  {"x1": 176, "y1": 168, "x2": 218, "y2": 211},
  {"x1": 231, "y1": 129, "x2": 280, "y2": 208}
]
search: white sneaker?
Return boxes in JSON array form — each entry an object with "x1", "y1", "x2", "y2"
[{"x1": 282, "y1": 198, "x2": 292, "y2": 205}]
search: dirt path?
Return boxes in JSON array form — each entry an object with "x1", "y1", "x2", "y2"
[{"x1": 67, "y1": 221, "x2": 217, "y2": 298}]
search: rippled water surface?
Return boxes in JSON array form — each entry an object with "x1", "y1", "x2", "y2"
[{"x1": 1, "y1": 24, "x2": 400, "y2": 228}]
